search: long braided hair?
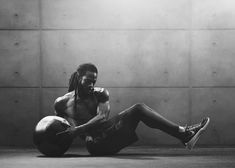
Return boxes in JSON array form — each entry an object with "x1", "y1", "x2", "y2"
[{"x1": 68, "y1": 63, "x2": 98, "y2": 112}]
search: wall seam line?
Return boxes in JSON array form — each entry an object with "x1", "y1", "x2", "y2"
[
  {"x1": 38, "y1": 0, "x2": 43, "y2": 119},
  {"x1": 1, "y1": 28, "x2": 235, "y2": 31},
  {"x1": 188, "y1": 0, "x2": 193, "y2": 125}
]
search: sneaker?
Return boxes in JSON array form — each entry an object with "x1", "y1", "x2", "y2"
[{"x1": 182, "y1": 117, "x2": 210, "y2": 150}]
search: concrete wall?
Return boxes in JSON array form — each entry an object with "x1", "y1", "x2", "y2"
[{"x1": 1, "y1": 0, "x2": 235, "y2": 146}]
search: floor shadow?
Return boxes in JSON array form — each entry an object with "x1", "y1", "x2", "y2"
[
  {"x1": 113, "y1": 152, "x2": 230, "y2": 158},
  {"x1": 112, "y1": 154, "x2": 159, "y2": 160},
  {"x1": 37, "y1": 151, "x2": 223, "y2": 159},
  {"x1": 109, "y1": 153, "x2": 188, "y2": 160},
  {"x1": 37, "y1": 153, "x2": 90, "y2": 158},
  {"x1": 37, "y1": 153, "x2": 160, "y2": 160}
]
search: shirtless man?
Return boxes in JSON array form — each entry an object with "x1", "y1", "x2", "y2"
[{"x1": 54, "y1": 63, "x2": 210, "y2": 155}]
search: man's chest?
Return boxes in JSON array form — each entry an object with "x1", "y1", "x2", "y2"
[{"x1": 66, "y1": 96, "x2": 98, "y2": 121}]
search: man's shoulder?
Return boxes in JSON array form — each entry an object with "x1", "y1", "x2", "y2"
[
  {"x1": 64, "y1": 91, "x2": 75, "y2": 97},
  {"x1": 93, "y1": 87, "x2": 109, "y2": 102},
  {"x1": 54, "y1": 91, "x2": 74, "y2": 106}
]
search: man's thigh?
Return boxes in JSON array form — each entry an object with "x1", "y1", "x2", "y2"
[{"x1": 86, "y1": 110, "x2": 139, "y2": 155}]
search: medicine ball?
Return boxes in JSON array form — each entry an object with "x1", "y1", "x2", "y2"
[{"x1": 33, "y1": 116, "x2": 73, "y2": 157}]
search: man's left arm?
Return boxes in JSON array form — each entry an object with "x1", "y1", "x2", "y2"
[
  {"x1": 79, "y1": 101, "x2": 110, "y2": 129},
  {"x1": 97, "y1": 101, "x2": 110, "y2": 120},
  {"x1": 57, "y1": 89, "x2": 110, "y2": 137},
  {"x1": 57, "y1": 101, "x2": 110, "y2": 138},
  {"x1": 83, "y1": 88, "x2": 110, "y2": 126}
]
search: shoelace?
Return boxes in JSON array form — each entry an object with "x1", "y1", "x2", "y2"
[{"x1": 185, "y1": 123, "x2": 201, "y2": 132}]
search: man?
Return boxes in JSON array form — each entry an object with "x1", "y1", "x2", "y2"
[{"x1": 54, "y1": 63, "x2": 210, "y2": 155}]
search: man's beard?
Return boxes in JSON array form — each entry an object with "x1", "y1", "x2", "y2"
[{"x1": 77, "y1": 84, "x2": 93, "y2": 98}]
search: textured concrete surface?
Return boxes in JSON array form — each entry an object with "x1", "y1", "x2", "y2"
[
  {"x1": 0, "y1": 88, "x2": 39, "y2": 146},
  {"x1": 0, "y1": 147, "x2": 235, "y2": 168},
  {"x1": 0, "y1": 31, "x2": 40, "y2": 87},
  {"x1": 42, "y1": 30, "x2": 189, "y2": 87},
  {"x1": 1, "y1": 0, "x2": 235, "y2": 146},
  {"x1": 192, "y1": 0, "x2": 235, "y2": 29},
  {"x1": 0, "y1": 0, "x2": 39, "y2": 29},
  {"x1": 191, "y1": 30, "x2": 235, "y2": 86},
  {"x1": 41, "y1": 0, "x2": 191, "y2": 29}
]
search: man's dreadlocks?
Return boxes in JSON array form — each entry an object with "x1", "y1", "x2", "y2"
[{"x1": 68, "y1": 63, "x2": 98, "y2": 111}]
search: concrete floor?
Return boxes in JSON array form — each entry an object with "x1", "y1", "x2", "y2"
[{"x1": 0, "y1": 147, "x2": 235, "y2": 168}]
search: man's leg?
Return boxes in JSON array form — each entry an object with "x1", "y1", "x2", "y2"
[{"x1": 119, "y1": 103, "x2": 210, "y2": 149}]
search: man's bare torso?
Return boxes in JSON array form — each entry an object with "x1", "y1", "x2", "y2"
[{"x1": 55, "y1": 91, "x2": 99, "y2": 126}]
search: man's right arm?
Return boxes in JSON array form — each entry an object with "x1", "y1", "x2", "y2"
[{"x1": 54, "y1": 95, "x2": 69, "y2": 117}]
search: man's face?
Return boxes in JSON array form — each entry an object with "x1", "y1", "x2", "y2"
[{"x1": 80, "y1": 71, "x2": 97, "y2": 94}]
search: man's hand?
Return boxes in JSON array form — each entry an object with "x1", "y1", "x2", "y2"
[
  {"x1": 56, "y1": 126, "x2": 76, "y2": 137},
  {"x1": 56, "y1": 125, "x2": 86, "y2": 138},
  {"x1": 85, "y1": 135, "x2": 93, "y2": 142}
]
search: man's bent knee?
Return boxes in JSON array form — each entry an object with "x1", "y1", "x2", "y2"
[{"x1": 133, "y1": 103, "x2": 147, "y2": 111}]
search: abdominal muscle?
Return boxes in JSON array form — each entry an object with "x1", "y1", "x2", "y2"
[{"x1": 63, "y1": 95, "x2": 97, "y2": 127}]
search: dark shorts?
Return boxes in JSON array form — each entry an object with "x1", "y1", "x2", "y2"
[{"x1": 85, "y1": 111, "x2": 139, "y2": 155}]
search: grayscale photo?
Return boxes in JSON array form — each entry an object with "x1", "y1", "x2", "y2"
[{"x1": 0, "y1": 0, "x2": 234, "y2": 168}]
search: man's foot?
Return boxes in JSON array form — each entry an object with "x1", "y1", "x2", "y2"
[{"x1": 182, "y1": 117, "x2": 210, "y2": 150}]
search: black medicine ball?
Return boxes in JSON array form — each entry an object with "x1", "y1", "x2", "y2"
[{"x1": 33, "y1": 116, "x2": 73, "y2": 157}]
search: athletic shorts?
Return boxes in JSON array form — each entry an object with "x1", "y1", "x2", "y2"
[{"x1": 85, "y1": 112, "x2": 139, "y2": 155}]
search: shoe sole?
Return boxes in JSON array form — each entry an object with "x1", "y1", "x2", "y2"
[{"x1": 185, "y1": 117, "x2": 210, "y2": 150}]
